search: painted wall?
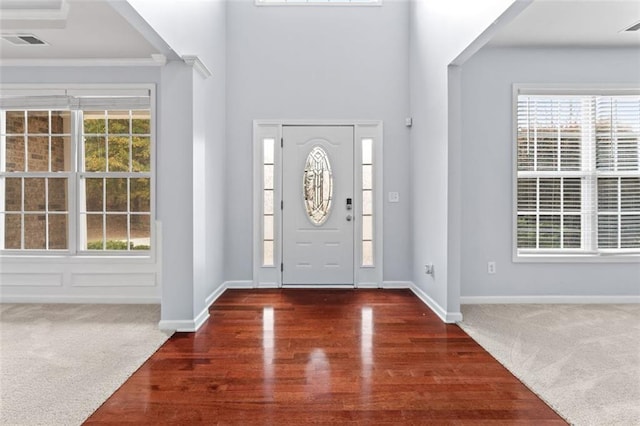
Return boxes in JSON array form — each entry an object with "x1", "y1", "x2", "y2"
[
  {"x1": 225, "y1": 0, "x2": 411, "y2": 283},
  {"x1": 128, "y1": 0, "x2": 228, "y2": 326},
  {"x1": 460, "y1": 47, "x2": 640, "y2": 300},
  {"x1": 408, "y1": 0, "x2": 520, "y2": 319}
]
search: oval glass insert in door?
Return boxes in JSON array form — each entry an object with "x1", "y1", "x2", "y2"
[{"x1": 303, "y1": 146, "x2": 333, "y2": 225}]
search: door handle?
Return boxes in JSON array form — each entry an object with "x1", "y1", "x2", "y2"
[{"x1": 346, "y1": 215, "x2": 353, "y2": 222}]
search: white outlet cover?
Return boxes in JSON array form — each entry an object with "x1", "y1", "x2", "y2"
[{"x1": 388, "y1": 192, "x2": 399, "y2": 203}]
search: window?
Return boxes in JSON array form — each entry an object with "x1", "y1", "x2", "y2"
[
  {"x1": 262, "y1": 137, "x2": 275, "y2": 266},
  {"x1": 361, "y1": 137, "x2": 373, "y2": 266},
  {"x1": 0, "y1": 88, "x2": 153, "y2": 254},
  {"x1": 256, "y1": 0, "x2": 381, "y2": 5},
  {"x1": 515, "y1": 89, "x2": 640, "y2": 258}
]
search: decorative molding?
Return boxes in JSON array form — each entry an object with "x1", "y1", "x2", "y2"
[
  {"x1": 0, "y1": 57, "x2": 167, "y2": 68},
  {"x1": 70, "y1": 273, "x2": 156, "y2": 287},
  {"x1": 410, "y1": 283, "x2": 463, "y2": 323},
  {"x1": 460, "y1": 295, "x2": 640, "y2": 304},
  {"x1": 182, "y1": 55, "x2": 213, "y2": 79},
  {"x1": 0, "y1": 273, "x2": 63, "y2": 287}
]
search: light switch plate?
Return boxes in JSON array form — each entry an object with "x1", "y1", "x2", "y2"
[{"x1": 388, "y1": 192, "x2": 399, "y2": 203}]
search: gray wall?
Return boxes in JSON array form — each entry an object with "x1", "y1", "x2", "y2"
[
  {"x1": 225, "y1": 0, "x2": 411, "y2": 282},
  {"x1": 460, "y1": 47, "x2": 640, "y2": 299}
]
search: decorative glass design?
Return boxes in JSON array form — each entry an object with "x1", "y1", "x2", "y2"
[{"x1": 303, "y1": 146, "x2": 333, "y2": 225}]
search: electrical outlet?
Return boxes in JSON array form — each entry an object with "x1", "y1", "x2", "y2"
[
  {"x1": 487, "y1": 261, "x2": 496, "y2": 274},
  {"x1": 425, "y1": 263, "x2": 434, "y2": 276}
]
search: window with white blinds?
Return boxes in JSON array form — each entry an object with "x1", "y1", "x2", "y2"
[{"x1": 515, "y1": 91, "x2": 640, "y2": 257}]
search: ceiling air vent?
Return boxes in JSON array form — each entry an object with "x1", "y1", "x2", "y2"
[
  {"x1": 1, "y1": 34, "x2": 47, "y2": 45},
  {"x1": 623, "y1": 21, "x2": 640, "y2": 32}
]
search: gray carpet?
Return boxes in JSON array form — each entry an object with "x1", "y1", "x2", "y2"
[
  {"x1": 0, "y1": 304, "x2": 172, "y2": 425},
  {"x1": 459, "y1": 304, "x2": 640, "y2": 426}
]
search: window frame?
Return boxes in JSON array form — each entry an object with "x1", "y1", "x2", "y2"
[
  {"x1": 255, "y1": 0, "x2": 382, "y2": 6},
  {"x1": 0, "y1": 84, "x2": 156, "y2": 259},
  {"x1": 512, "y1": 84, "x2": 640, "y2": 263}
]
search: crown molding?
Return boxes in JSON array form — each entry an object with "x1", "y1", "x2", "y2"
[
  {"x1": 0, "y1": 56, "x2": 166, "y2": 68},
  {"x1": 182, "y1": 55, "x2": 212, "y2": 79}
]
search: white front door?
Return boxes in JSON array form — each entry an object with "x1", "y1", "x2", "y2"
[{"x1": 282, "y1": 126, "x2": 354, "y2": 285}]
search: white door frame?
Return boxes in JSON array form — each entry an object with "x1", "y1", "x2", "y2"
[{"x1": 253, "y1": 120, "x2": 383, "y2": 289}]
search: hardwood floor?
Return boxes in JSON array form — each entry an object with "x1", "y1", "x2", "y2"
[{"x1": 86, "y1": 290, "x2": 566, "y2": 425}]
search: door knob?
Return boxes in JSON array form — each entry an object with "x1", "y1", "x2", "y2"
[{"x1": 346, "y1": 215, "x2": 353, "y2": 221}]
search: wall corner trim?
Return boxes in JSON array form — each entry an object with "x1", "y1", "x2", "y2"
[
  {"x1": 410, "y1": 282, "x2": 462, "y2": 323},
  {"x1": 182, "y1": 55, "x2": 213, "y2": 79}
]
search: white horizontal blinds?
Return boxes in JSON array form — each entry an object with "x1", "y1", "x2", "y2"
[
  {"x1": 596, "y1": 96, "x2": 640, "y2": 250},
  {"x1": 0, "y1": 89, "x2": 151, "y2": 110},
  {"x1": 516, "y1": 96, "x2": 586, "y2": 250}
]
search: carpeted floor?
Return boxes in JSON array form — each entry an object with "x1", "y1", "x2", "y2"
[
  {"x1": 0, "y1": 304, "x2": 172, "y2": 425},
  {"x1": 459, "y1": 304, "x2": 640, "y2": 426}
]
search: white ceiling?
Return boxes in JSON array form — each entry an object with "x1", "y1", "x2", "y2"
[
  {"x1": 489, "y1": 0, "x2": 640, "y2": 47},
  {"x1": 0, "y1": 0, "x2": 638, "y2": 63},
  {"x1": 0, "y1": 0, "x2": 159, "y2": 60}
]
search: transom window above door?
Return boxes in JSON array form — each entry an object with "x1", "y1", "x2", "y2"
[{"x1": 256, "y1": 0, "x2": 382, "y2": 6}]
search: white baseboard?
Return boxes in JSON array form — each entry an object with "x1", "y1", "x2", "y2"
[
  {"x1": 382, "y1": 281, "x2": 412, "y2": 289},
  {"x1": 461, "y1": 295, "x2": 640, "y2": 304},
  {"x1": 256, "y1": 282, "x2": 279, "y2": 289},
  {"x1": 357, "y1": 282, "x2": 380, "y2": 289},
  {"x1": 205, "y1": 283, "x2": 227, "y2": 307},
  {"x1": 158, "y1": 319, "x2": 197, "y2": 332},
  {"x1": 0, "y1": 295, "x2": 160, "y2": 304},
  {"x1": 225, "y1": 280, "x2": 254, "y2": 289},
  {"x1": 410, "y1": 283, "x2": 463, "y2": 323}
]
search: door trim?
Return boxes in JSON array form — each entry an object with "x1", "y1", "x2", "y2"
[{"x1": 253, "y1": 120, "x2": 383, "y2": 289}]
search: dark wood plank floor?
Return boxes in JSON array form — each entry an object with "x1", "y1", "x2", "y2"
[{"x1": 85, "y1": 289, "x2": 566, "y2": 425}]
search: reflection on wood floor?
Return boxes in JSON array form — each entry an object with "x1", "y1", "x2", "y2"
[{"x1": 86, "y1": 289, "x2": 566, "y2": 425}]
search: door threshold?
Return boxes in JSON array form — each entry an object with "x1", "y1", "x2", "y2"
[{"x1": 281, "y1": 284, "x2": 355, "y2": 289}]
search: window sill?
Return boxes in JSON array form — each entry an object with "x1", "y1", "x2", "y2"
[
  {"x1": 0, "y1": 252, "x2": 155, "y2": 265},
  {"x1": 513, "y1": 252, "x2": 640, "y2": 264}
]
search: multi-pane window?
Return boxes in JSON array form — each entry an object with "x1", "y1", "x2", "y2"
[
  {"x1": 361, "y1": 138, "x2": 374, "y2": 266},
  {"x1": 516, "y1": 91, "x2": 640, "y2": 256},
  {"x1": 79, "y1": 110, "x2": 151, "y2": 251},
  {"x1": 1, "y1": 91, "x2": 153, "y2": 254},
  {"x1": 262, "y1": 138, "x2": 275, "y2": 266},
  {"x1": 1, "y1": 110, "x2": 71, "y2": 250}
]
